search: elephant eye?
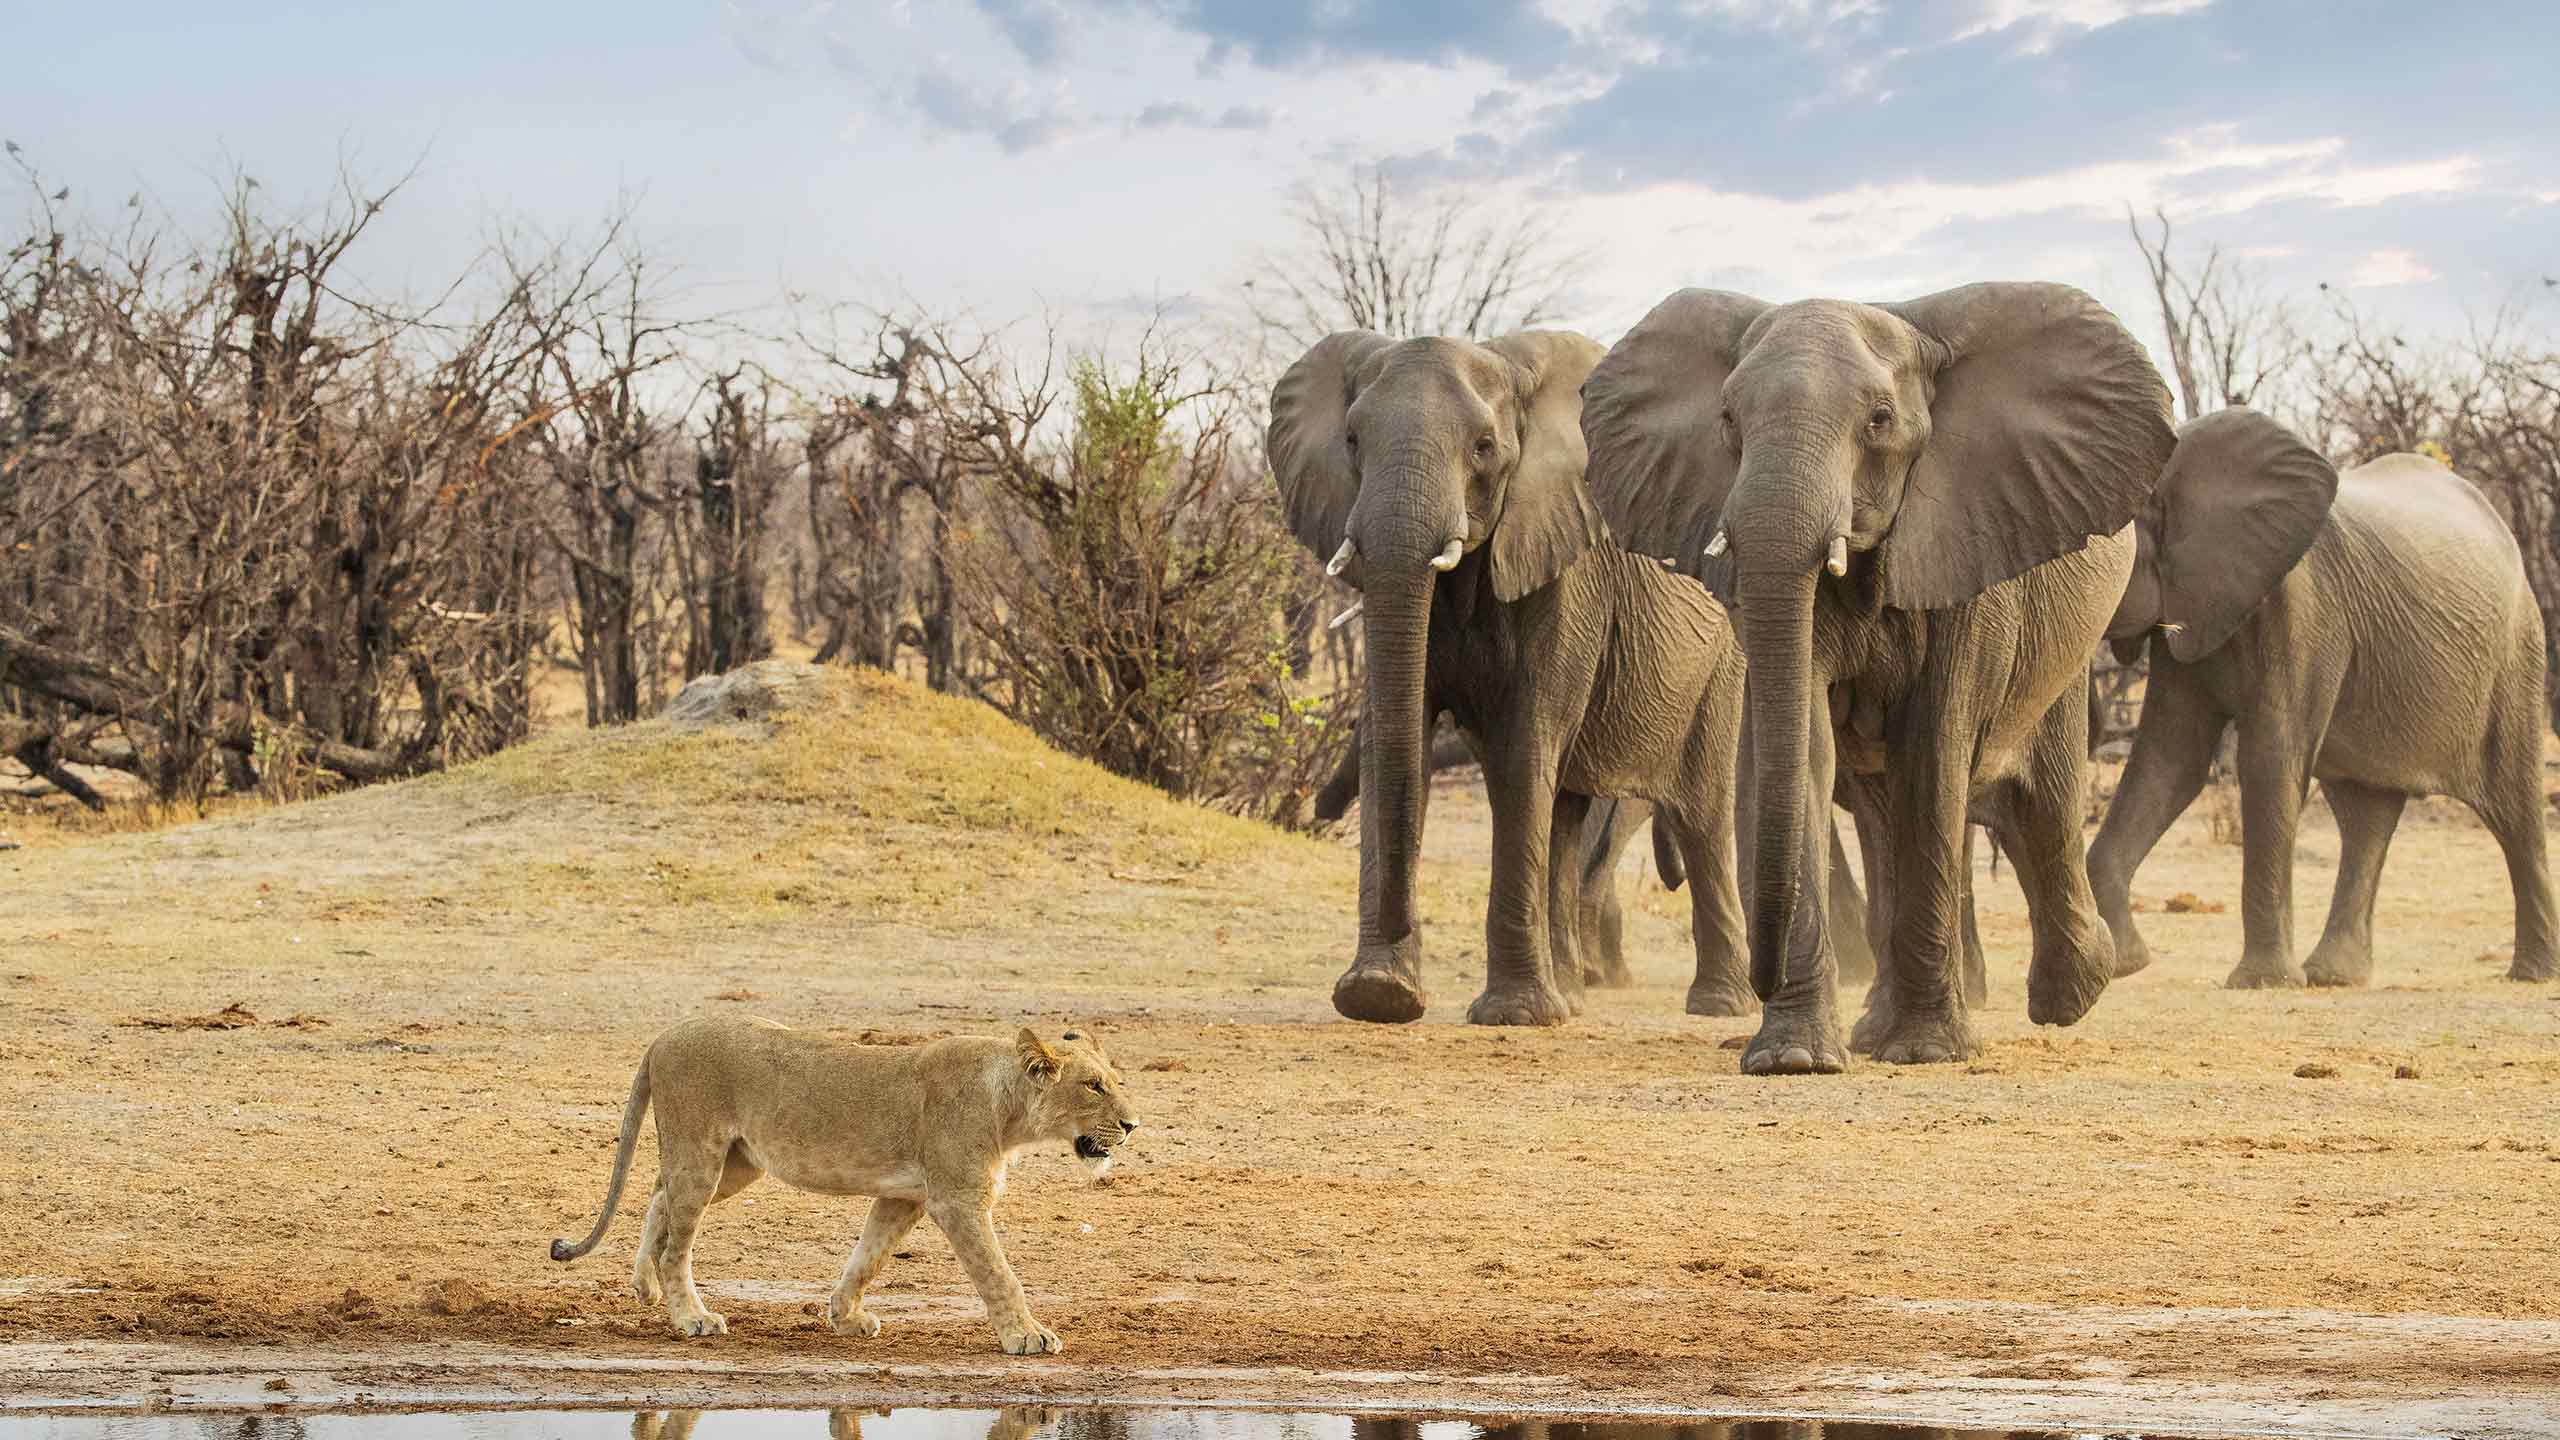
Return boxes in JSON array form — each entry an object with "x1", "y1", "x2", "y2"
[
  {"x1": 1474, "y1": 433, "x2": 1497, "y2": 460},
  {"x1": 1866, "y1": 403, "x2": 1894, "y2": 435},
  {"x1": 1344, "y1": 432, "x2": 1359, "y2": 456}
]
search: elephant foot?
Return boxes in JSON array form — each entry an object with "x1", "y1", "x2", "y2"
[
  {"x1": 1334, "y1": 956, "x2": 1428, "y2": 1024},
  {"x1": 1466, "y1": 979, "x2": 1572, "y2": 1027},
  {"x1": 2225, "y1": 955, "x2": 2305, "y2": 990},
  {"x1": 2303, "y1": 940, "x2": 2375, "y2": 988},
  {"x1": 2026, "y1": 928, "x2": 2113, "y2": 1027},
  {"x1": 1872, "y1": 1011, "x2": 1980, "y2": 1065},
  {"x1": 1683, "y1": 977, "x2": 1757, "y2": 1017},
  {"x1": 1582, "y1": 953, "x2": 1637, "y2": 989},
  {"x1": 1555, "y1": 971, "x2": 1589, "y2": 1019},
  {"x1": 1740, "y1": 998, "x2": 1847, "y2": 1076},
  {"x1": 2108, "y1": 925, "x2": 2154, "y2": 979},
  {"x1": 1848, "y1": 990, "x2": 1894, "y2": 1057}
]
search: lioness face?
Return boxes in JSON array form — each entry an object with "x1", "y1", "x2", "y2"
[{"x1": 1017, "y1": 1028, "x2": 1139, "y2": 1180}]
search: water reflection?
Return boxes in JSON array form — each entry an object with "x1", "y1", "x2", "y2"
[
  {"x1": 629, "y1": 1408, "x2": 1062, "y2": 1440},
  {"x1": 0, "y1": 1406, "x2": 2074, "y2": 1440},
  {"x1": 615, "y1": 1411, "x2": 2039, "y2": 1440}
]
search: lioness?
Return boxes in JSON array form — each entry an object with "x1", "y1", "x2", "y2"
[{"x1": 549, "y1": 1016, "x2": 1138, "y2": 1353}]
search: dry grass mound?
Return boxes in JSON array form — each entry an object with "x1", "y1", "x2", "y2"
[{"x1": 4, "y1": 667, "x2": 1356, "y2": 941}]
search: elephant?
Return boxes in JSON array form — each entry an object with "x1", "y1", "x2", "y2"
[
  {"x1": 1268, "y1": 329, "x2": 1752, "y2": 1024},
  {"x1": 1582, "y1": 283, "x2": 2175, "y2": 1072},
  {"x1": 2088, "y1": 408, "x2": 2558, "y2": 987}
]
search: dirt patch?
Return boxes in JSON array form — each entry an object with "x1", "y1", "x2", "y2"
[{"x1": 2, "y1": 670, "x2": 2557, "y2": 1428}]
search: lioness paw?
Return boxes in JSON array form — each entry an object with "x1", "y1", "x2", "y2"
[
  {"x1": 673, "y1": 1311, "x2": 728, "y2": 1339},
  {"x1": 998, "y1": 1320, "x2": 1062, "y2": 1355},
  {"x1": 827, "y1": 1302, "x2": 882, "y2": 1338}
]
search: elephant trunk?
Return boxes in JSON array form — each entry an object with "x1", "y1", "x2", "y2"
[
  {"x1": 1357, "y1": 567, "x2": 1434, "y2": 953},
  {"x1": 1738, "y1": 564, "x2": 1820, "y2": 1001}
]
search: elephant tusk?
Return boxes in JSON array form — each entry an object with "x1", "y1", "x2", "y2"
[
  {"x1": 1329, "y1": 599, "x2": 1364, "y2": 629},
  {"x1": 1656, "y1": 555, "x2": 1677, "y2": 569},
  {"x1": 1326, "y1": 538, "x2": 1356, "y2": 577},
  {"x1": 1704, "y1": 528, "x2": 1728, "y2": 558},
  {"x1": 1428, "y1": 539, "x2": 1465, "y2": 571},
  {"x1": 1826, "y1": 535, "x2": 1848, "y2": 577},
  {"x1": 2160, "y1": 621, "x2": 2186, "y2": 635}
]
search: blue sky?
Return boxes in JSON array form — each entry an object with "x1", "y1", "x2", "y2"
[{"x1": 11, "y1": 1, "x2": 2554, "y2": 358}]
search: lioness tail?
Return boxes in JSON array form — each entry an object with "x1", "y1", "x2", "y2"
[{"x1": 549, "y1": 1062, "x2": 651, "y2": 1262}]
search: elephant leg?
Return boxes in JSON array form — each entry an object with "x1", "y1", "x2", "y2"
[
  {"x1": 1546, "y1": 789, "x2": 1594, "y2": 1017},
  {"x1": 1470, "y1": 752, "x2": 1572, "y2": 1027},
  {"x1": 2303, "y1": 778, "x2": 2405, "y2": 988},
  {"x1": 1827, "y1": 817, "x2": 1878, "y2": 985},
  {"x1": 1960, "y1": 827, "x2": 1989, "y2": 1007},
  {"x1": 1577, "y1": 796, "x2": 1645, "y2": 988},
  {"x1": 2088, "y1": 671, "x2": 2223, "y2": 979},
  {"x1": 1843, "y1": 775, "x2": 1903, "y2": 1055},
  {"x1": 1676, "y1": 790, "x2": 1751, "y2": 1018},
  {"x1": 1996, "y1": 693, "x2": 2116, "y2": 1027},
  {"x1": 2479, "y1": 670, "x2": 2559, "y2": 982},
  {"x1": 1312, "y1": 717, "x2": 1363, "y2": 824},
  {"x1": 1870, "y1": 724, "x2": 1979, "y2": 1065},
  {"x1": 2228, "y1": 714, "x2": 2311, "y2": 989}
]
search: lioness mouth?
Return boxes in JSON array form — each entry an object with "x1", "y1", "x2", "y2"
[{"x1": 1074, "y1": 1135, "x2": 1111, "y2": 1161}]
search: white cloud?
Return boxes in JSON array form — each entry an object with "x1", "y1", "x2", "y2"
[
  {"x1": 1950, "y1": 0, "x2": 2212, "y2": 46},
  {"x1": 1546, "y1": 127, "x2": 2486, "y2": 334},
  {"x1": 2348, "y1": 248, "x2": 2439, "y2": 288}
]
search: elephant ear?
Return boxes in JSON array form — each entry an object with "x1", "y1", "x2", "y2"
[
  {"x1": 1481, "y1": 330, "x2": 1609, "y2": 602},
  {"x1": 1268, "y1": 331, "x2": 1395, "y2": 587},
  {"x1": 1579, "y1": 289, "x2": 1771, "y2": 603},
  {"x1": 1879, "y1": 283, "x2": 2176, "y2": 610},
  {"x1": 2153, "y1": 406, "x2": 2338, "y2": 662}
]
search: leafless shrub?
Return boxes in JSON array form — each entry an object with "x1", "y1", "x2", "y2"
[{"x1": 0, "y1": 158, "x2": 554, "y2": 803}]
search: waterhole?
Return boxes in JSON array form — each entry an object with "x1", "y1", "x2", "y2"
[{"x1": 0, "y1": 1405, "x2": 2161, "y2": 1440}]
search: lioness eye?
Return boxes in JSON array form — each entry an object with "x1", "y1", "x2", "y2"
[{"x1": 1086, "y1": 1080, "x2": 1106, "y2": 1094}]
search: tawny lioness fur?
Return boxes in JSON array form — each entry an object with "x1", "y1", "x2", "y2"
[{"x1": 549, "y1": 1016, "x2": 1138, "y2": 1353}]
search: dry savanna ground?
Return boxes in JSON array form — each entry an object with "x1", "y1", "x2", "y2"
[{"x1": 3, "y1": 668, "x2": 2558, "y2": 1432}]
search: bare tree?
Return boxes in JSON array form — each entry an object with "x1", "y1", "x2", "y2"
[
  {"x1": 799, "y1": 314, "x2": 978, "y2": 692},
  {"x1": 2126, "y1": 206, "x2": 2311, "y2": 422},
  {"x1": 510, "y1": 230, "x2": 693, "y2": 726},
  {"x1": 675, "y1": 365, "x2": 782, "y2": 677},
  {"x1": 1247, "y1": 165, "x2": 1590, "y2": 353}
]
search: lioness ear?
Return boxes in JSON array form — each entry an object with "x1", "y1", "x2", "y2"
[{"x1": 1015, "y1": 1028, "x2": 1061, "y2": 1082}]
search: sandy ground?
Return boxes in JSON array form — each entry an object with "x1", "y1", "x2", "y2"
[{"x1": 2, "y1": 674, "x2": 2558, "y2": 1433}]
